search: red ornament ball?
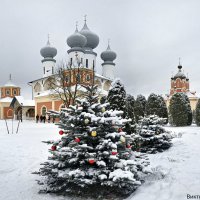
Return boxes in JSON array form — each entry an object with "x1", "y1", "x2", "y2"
[
  {"x1": 88, "y1": 159, "x2": 95, "y2": 164},
  {"x1": 75, "y1": 137, "x2": 81, "y2": 143},
  {"x1": 112, "y1": 151, "x2": 118, "y2": 155},
  {"x1": 126, "y1": 144, "x2": 132, "y2": 149},
  {"x1": 118, "y1": 128, "x2": 123, "y2": 132},
  {"x1": 51, "y1": 145, "x2": 57, "y2": 151},
  {"x1": 59, "y1": 130, "x2": 64, "y2": 135}
]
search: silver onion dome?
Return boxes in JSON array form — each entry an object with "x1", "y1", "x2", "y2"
[
  {"x1": 101, "y1": 43, "x2": 117, "y2": 62},
  {"x1": 40, "y1": 38, "x2": 57, "y2": 58},
  {"x1": 174, "y1": 65, "x2": 186, "y2": 79},
  {"x1": 67, "y1": 26, "x2": 87, "y2": 48},
  {"x1": 79, "y1": 21, "x2": 99, "y2": 50}
]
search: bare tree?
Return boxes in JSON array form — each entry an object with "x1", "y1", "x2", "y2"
[{"x1": 47, "y1": 53, "x2": 95, "y2": 107}]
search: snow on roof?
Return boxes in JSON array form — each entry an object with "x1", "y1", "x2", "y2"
[
  {"x1": 14, "y1": 96, "x2": 35, "y2": 106},
  {"x1": 0, "y1": 97, "x2": 13, "y2": 103},
  {"x1": 95, "y1": 73, "x2": 111, "y2": 81},
  {"x1": 4, "y1": 80, "x2": 17, "y2": 87},
  {"x1": 35, "y1": 86, "x2": 108, "y2": 98}
]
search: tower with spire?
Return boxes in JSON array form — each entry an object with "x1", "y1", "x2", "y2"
[
  {"x1": 0, "y1": 74, "x2": 21, "y2": 98},
  {"x1": 100, "y1": 40, "x2": 117, "y2": 80},
  {"x1": 40, "y1": 35, "x2": 57, "y2": 77},
  {"x1": 167, "y1": 59, "x2": 198, "y2": 111},
  {"x1": 170, "y1": 61, "x2": 190, "y2": 95}
]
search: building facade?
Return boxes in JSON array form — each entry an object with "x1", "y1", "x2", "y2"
[
  {"x1": 0, "y1": 76, "x2": 21, "y2": 119},
  {"x1": 29, "y1": 19, "x2": 117, "y2": 117},
  {"x1": 166, "y1": 63, "x2": 198, "y2": 110}
]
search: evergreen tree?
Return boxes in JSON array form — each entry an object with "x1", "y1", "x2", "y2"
[
  {"x1": 131, "y1": 115, "x2": 172, "y2": 154},
  {"x1": 169, "y1": 93, "x2": 191, "y2": 126},
  {"x1": 134, "y1": 95, "x2": 146, "y2": 123},
  {"x1": 124, "y1": 94, "x2": 136, "y2": 134},
  {"x1": 184, "y1": 95, "x2": 192, "y2": 125},
  {"x1": 146, "y1": 94, "x2": 168, "y2": 123},
  {"x1": 107, "y1": 79, "x2": 126, "y2": 113},
  {"x1": 36, "y1": 85, "x2": 150, "y2": 199},
  {"x1": 146, "y1": 93, "x2": 160, "y2": 116},
  {"x1": 195, "y1": 99, "x2": 200, "y2": 126},
  {"x1": 157, "y1": 95, "x2": 168, "y2": 123}
]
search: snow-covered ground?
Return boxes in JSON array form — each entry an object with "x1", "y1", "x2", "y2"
[{"x1": 0, "y1": 120, "x2": 200, "y2": 200}]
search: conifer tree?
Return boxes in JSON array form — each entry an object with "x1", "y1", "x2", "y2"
[
  {"x1": 169, "y1": 93, "x2": 191, "y2": 126},
  {"x1": 124, "y1": 94, "x2": 136, "y2": 134},
  {"x1": 131, "y1": 115, "x2": 172, "y2": 154},
  {"x1": 134, "y1": 95, "x2": 146, "y2": 123},
  {"x1": 157, "y1": 95, "x2": 168, "y2": 123},
  {"x1": 107, "y1": 79, "x2": 126, "y2": 114},
  {"x1": 195, "y1": 99, "x2": 200, "y2": 126},
  {"x1": 184, "y1": 95, "x2": 192, "y2": 125},
  {"x1": 146, "y1": 93, "x2": 160, "y2": 116},
  {"x1": 36, "y1": 84, "x2": 150, "y2": 199}
]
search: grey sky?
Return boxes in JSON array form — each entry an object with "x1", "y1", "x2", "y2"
[{"x1": 1, "y1": 0, "x2": 200, "y2": 99}]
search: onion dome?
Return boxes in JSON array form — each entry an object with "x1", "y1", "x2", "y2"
[
  {"x1": 67, "y1": 26, "x2": 87, "y2": 48},
  {"x1": 79, "y1": 21, "x2": 99, "y2": 50},
  {"x1": 4, "y1": 74, "x2": 16, "y2": 87},
  {"x1": 101, "y1": 43, "x2": 117, "y2": 62},
  {"x1": 174, "y1": 65, "x2": 186, "y2": 79},
  {"x1": 40, "y1": 37, "x2": 57, "y2": 58}
]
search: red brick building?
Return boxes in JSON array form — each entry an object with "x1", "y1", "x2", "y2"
[{"x1": 0, "y1": 76, "x2": 21, "y2": 119}]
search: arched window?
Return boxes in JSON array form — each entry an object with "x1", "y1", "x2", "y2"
[
  {"x1": 41, "y1": 107, "x2": 47, "y2": 115},
  {"x1": 86, "y1": 74, "x2": 90, "y2": 81},
  {"x1": 103, "y1": 81, "x2": 111, "y2": 91},
  {"x1": 7, "y1": 109, "x2": 13, "y2": 118},
  {"x1": 95, "y1": 79, "x2": 102, "y2": 87},
  {"x1": 43, "y1": 78, "x2": 55, "y2": 90},
  {"x1": 34, "y1": 82, "x2": 42, "y2": 93}
]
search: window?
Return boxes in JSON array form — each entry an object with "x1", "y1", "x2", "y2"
[
  {"x1": 65, "y1": 75, "x2": 69, "y2": 83},
  {"x1": 81, "y1": 58, "x2": 83, "y2": 64},
  {"x1": 76, "y1": 74, "x2": 81, "y2": 83},
  {"x1": 86, "y1": 59, "x2": 88, "y2": 68},
  {"x1": 86, "y1": 74, "x2": 90, "y2": 81},
  {"x1": 52, "y1": 66, "x2": 54, "y2": 74},
  {"x1": 13, "y1": 90, "x2": 17, "y2": 95},
  {"x1": 42, "y1": 107, "x2": 47, "y2": 115},
  {"x1": 93, "y1": 60, "x2": 95, "y2": 69},
  {"x1": 70, "y1": 58, "x2": 73, "y2": 65},
  {"x1": 6, "y1": 90, "x2": 10, "y2": 95},
  {"x1": 43, "y1": 67, "x2": 45, "y2": 74}
]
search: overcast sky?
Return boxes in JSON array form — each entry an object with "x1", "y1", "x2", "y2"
[{"x1": 1, "y1": 0, "x2": 200, "y2": 99}]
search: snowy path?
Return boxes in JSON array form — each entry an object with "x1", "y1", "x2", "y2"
[
  {"x1": 0, "y1": 121, "x2": 200, "y2": 200},
  {"x1": 127, "y1": 126, "x2": 200, "y2": 200}
]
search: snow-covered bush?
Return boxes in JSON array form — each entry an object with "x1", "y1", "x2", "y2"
[{"x1": 131, "y1": 115, "x2": 172, "y2": 154}]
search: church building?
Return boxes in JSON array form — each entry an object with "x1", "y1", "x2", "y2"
[
  {"x1": 0, "y1": 76, "x2": 20, "y2": 119},
  {"x1": 166, "y1": 63, "x2": 198, "y2": 110},
  {"x1": 28, "y1": 18, "x2": 117, "y2": 117}
]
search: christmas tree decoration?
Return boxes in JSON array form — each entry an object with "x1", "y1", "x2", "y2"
[
  {"x1": 120, "y1": 135, "x2": 126, "y2": 143},
  {"x1": 88, "y1": 159, "x2": 95, "y2": 165},
  {"x1": 59, "y1": 130, "x2": 64, "y2": 135},
  {"x1": 111, "y1": 150, "x2": 118, "y2": 155},
  {"x1": 51, "y1": 145, "x2": 56, "y2": 151},
  {"x1": 126, "y1": 144, "x2": 132, "y2": 149},
  {"x1": 84, "y1": 118, "x2": 89, "y2": 124},
  {"x1": 74, "y1": 137, "x2": 81, "y2": 143},
  {"x1": 91, "y1": 131, "x2": 97, "y2": 137},
  {"x1": 36, "y1": 84, "x2": 150, "y2": 199},
  {"x1": 101, "y1": 107, "x2": 106, "y2": 113},
  {"x1": 118, "y1": 127, "x2": 123, "y2": 132}
]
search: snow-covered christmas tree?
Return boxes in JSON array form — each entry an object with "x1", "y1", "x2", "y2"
[
  {"x1": 131, "y1": 115, "x2": 172, "y2": 154},
  {"x1": 36, "y1": 84, "x2": 150, "y2": 199}
]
